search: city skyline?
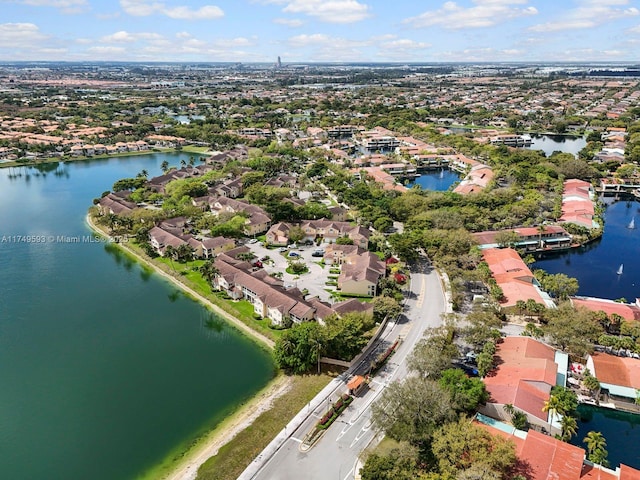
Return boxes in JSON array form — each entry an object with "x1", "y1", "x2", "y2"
[{"x1": 1, "y1": 0, "x2": 640, "y2": 63}]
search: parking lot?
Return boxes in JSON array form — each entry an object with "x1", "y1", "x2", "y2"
[{"x1": 244, "y1": 241, "x2": 335, "y2": 303}]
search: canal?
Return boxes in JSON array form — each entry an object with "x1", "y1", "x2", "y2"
[
  {"x1": 0, "y1": 154, "x2": 275, "y2": 480},
  {"x1": 533, "y1": 197, "x2": 640, "y2": 302},
  {"x1": 572, "y1": 404, "x2": 640, "y2": 469}
]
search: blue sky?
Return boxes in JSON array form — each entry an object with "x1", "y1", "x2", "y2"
[{"x1": 1, "y1": 0, "x2": 640, "y2": 62}]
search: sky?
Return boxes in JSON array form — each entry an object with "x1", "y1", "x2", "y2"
[{"x1": 1, "y1": 0, "x2": 640, "y2": 63}]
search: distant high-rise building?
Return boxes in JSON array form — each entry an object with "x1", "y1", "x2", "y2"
[{"x1": 276, "y1": 56, "x2": 282, "y2": 68}]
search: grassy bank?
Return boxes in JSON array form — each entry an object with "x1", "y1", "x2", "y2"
[{"x1": 196, "y1": 374, "x2": 332, "y2": 480}]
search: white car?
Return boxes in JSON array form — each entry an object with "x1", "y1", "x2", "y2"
[{"x1": 278, "y1": 246, "x2": 288, "y2": 252}]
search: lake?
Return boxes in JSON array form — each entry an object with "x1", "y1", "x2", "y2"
[
  {"x1": 0, "y1": 154, "x2": 274, "y2": 480},
  {"x1": 526, "y1": 134, "x2": 587, "y2": 157},
  {"x1": 407, "y1": 168, "x2": 460, "y2": 191},
  {"x1": 533, "y1": 198, "x2": 640, "y2": 302},
  {"x1": 572, "y1": 404, "x2": 640, "y2": 469}
]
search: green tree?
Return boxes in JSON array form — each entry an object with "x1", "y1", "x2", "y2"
[
  {"x1": 431, "y1": 418, "x2": 517, "y2": 480},
  {"x1": 561, "y1": 415, "x2": 578, "y2": 442},
  {"x1": 543, "y1": 304, "x2": 603, "y2": 356},
  {"x1": 371, "y1": 376, "x2": 455, "y2": 447},
  {"x1": 583, "y1": 431, "x2": 609, "y2": 467},
  {"x1": 438, "y1": 368, "x2": 489, "y2": 413},
  {"x1": 274, "y1": 322, "x2": 326, "y2": 374},
  {"x1": 372, "y1": 295, "x2": 402, "y2": 322},
  {"x1": 476, "y1": 351, "x2": 494, "y2": 377},
  {"x1": 161, "y1": 160, "x2": 170, "y2": 173},
  {"x1": 408, "y1": 325, "x2": 459, "y2": 380}
]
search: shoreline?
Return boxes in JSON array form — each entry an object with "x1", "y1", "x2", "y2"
[
  {"x1": 0, "y1": 146, "x2": 212, "y2": 169},
  {"x1": 86, "y1": 213, "x2": 284, "y2": 479},
  {"x1": 86, "y1": 214, "x2": 274, "y2": 350}
]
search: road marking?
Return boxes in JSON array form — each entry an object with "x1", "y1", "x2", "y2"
[
  {"x1": 289, "y1": 437, "x2": 302, "y2": 444},
  {"x1": 343, "y1": 468, "x2": 354, "y2": 480},
  {"x1": 349, "y1": 422, "x2": 371, "y2": 448}
]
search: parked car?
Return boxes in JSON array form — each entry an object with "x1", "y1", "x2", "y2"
[
  {"x1": 288, "y1": 251, "x2": 300, "y2": 258},
  {"x1": 278, "y1": 247, "x2": 288, "y2": 252},
  {"x1": 247, "y1": 238, "x2": 258, "y2": 244},
  {"x1": 312, "y1": 249, "x2": 325, "y2": 257}
]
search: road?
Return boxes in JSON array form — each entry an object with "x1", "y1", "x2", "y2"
[{"x1": 239, "y1": 258, "x2": 448, "y2": 480}]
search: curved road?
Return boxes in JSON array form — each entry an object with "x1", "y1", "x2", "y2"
[{"x1": 239, "y1": 258, "x2": 448, "y2": 480}]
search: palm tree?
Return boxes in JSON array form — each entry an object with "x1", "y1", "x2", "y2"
[
  {"x1": 199, "y1": 260, "x2": 219, "y2": 286},
  {"x1": 561, "y1": 415, "x2": 578, "y2": 442},
  {"x1": 137, "y1": 169, "x2": 148, "y2": 178},
  {"x1": 503, "y1": 403, "x2": 515, "y2": 417},
  {"x1": 515, "y1": 300, "x2": 526, "y2": 318},
  {"x1": 542, "y1": 395, "x2": 562, "y2": 424},
  {"x1": 583, "y1": 374, "x2": 601, "y2": 405},
  {"x1": 583, "y1": 431, "x2": 608, "y2": 466},
  {"x1": 189, "y1": 156, "x2": 196, "y2": 166},
  {"x1": 161, "y1": 160, "x2": 169, "y2": 173}
]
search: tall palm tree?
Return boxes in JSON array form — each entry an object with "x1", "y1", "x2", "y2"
[
  {"x1": 583, "y1": 431, "x2": 608, "y2": 465},
  {"x1": 180, "y1": 158, "x2": 187, "y2": 168},
  {"x1": 189, "y1": 156, "x2": 196, "y2": 166},
  {"x1": 561, "y1": 415, "x2": 578, "y2": 442},
  {"x1": 161, "y1": 160, "x2": 169, "y2": 173},
  {"x1": 199, "y1": 260, "x2": 219, "y2": 286},
  {"x1": 583, "y1": 374, "x2": 601, "y2": 405},
  {"x1": 542, "y1": 395, "x2": 562, "y2": 424}
]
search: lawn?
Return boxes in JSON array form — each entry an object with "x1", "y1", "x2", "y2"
[{"x1": 196, "y1": 374, "x2": 332, "y2": 480}]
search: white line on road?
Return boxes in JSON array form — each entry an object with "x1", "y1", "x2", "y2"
[
  {"x1": 288, "y1": 437, "x2": 302, "y2": 444},
  {"x1": 343, "y1": 468, "x2": 354, "y2": 480}
]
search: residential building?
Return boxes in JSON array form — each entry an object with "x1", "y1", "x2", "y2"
[
  {"x1": 480, "y1": 336, "x2": 568, "y2": 435},
  {"x1": 482, "y1": 248, "x2": 553, "y2": 309},
  {"x1": 338, "y1": 251, "x2": 386, "y2": 296}
]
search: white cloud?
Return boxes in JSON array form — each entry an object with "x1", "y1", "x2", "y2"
[
  {"x1": 0, "y1": 23, "x2": 49, "y2": 47},
  {"x1": 119, "y1": 0, "x2": 224, "y2": 20},
  {"x1": 100, "y1": 31, "x2": 164, "y2": 43},
  {"x1": 266, "y1": 0, "x2": 370, "y2": 24},
  {"x1": 16, "y1": 0, "x2": 87, "y2": 13},
  {"x1": 287, "y1": 33, "x2": 332, "y2": 47},
  {"x1": 273, "y1": 17, "x2": 304, "y2": 27},
  {"x1": 530, "y1": 0, "x2": 639, "y2": 32},
  {"x1": 404, "y1": 0, "x2": 537, "y2": 29},
  {"x1": 163, "y1": 5, "x2": 224, "y2": 19}
]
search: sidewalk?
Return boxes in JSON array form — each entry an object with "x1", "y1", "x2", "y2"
[{"x1": 237, "y1": 374, "x2": 347, "y2": 480}]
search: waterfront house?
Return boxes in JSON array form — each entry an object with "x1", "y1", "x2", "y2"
[
  {"x1": 560, "y1": 179, "x2": 598, "y2": 230},
  {"x1": 586, "y1": 353, "x2": 640, "y2": 404},
  {"x1": 480, "y1": 336, "x2": 569, "y2": 436},
  {"x1": 472, "y1": 225, "x2": 572, "y2": 252},
  {"x1": 477, "y1": 415, "x2": 640, "y2": 480},
  {"x1": 482, "y1": 248, "x2": 553, "y2": 309},
  {"x1": 98, "y1": 192, "x2": 137, "y2": 216},
  {"x1": 571, "y1": 297, "x2": 640, "y2": 322}
]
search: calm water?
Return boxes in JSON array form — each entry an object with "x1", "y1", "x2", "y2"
[
  {"x1": 572, "y1": 404, "x2": 640, "y2": 469},
  {"x1": 408, "y1": 169, "x2": 460, "y2": 191},
  {"x1": 526, "y1": 134, "x2": 586, "y2": 157},
  {"x1": 0, "y1": 154, "x2": 274, "y2": 480},
  {"x1": 533, "y1": 198, "x2": 640, "y2": 301}
]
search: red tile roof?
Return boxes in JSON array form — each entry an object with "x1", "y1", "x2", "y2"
[
  {"x1": 482, "y1": 248, "x2": 547, "y2": 307},
  {"x1": 572, "y1": 297, "x2": 640, "y2": 322},
  {"x1": 521, "y1": 430, "x2": 584, "y2": 480},
  {"x1": 590, "y1": 353, "x2": 640, "y2": 389},
  {"x1": 484, "y1": 337, "x2": 557, "y2": 420}
]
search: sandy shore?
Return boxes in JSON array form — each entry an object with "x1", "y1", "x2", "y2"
[
  {"x1": 86, "y1": 214, "x2": 283, "y2": 479},
  {"x1": 164, "y1": 375, "x2": 293, "y2": 480}
]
